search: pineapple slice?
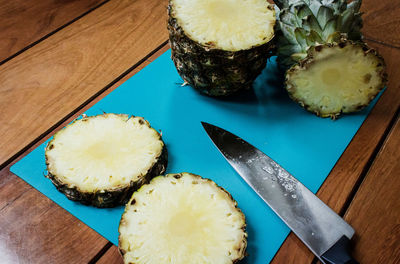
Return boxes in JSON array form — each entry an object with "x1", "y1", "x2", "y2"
[
  {"x1": 168, "y1": 0, "x2": 275, "y2": 96},
  {"x1": 119, "y1": 173, "x2": 247, "y2": 264},
  {"x1": 45, "y1": 114, "x2": 167, "y2": 207},
  {"x1": 286, "y1": 41, "x2": 387, "y2": 119}
]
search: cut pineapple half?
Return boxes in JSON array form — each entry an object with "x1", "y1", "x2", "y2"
[
  {"x1": 119, "y1": 173, "x2": 247, "y2": 264},
  {"x1": 171, "y1": 0, "x2": 275, "y2": 51},
  {"x1": 286, "y1": 41, "x2": 387, "y2": 119},
  {"x1": 168, "y1": 0, "x2": 275, "y2": 96},
  {"x1": 45, "y1": 114, "x2": 167, "y2": 207}
]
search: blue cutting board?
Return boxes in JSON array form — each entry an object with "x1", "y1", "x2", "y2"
[{"x1": 10, "y1": 50, "x2": 380, "y2": 263}]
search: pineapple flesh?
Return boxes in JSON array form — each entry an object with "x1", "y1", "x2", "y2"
[
  {"x1": 168, "y1": 0, "x2": 275, "y2": 96},
  {"x1": 119, "y1": 173, "x2": 247, "y2": 264},
  {"x1": 286, "y1": 41, "x2": 387, "y2": 119},
  {"x1": 45, "y1": 114, "x2": 167, "y2": 207}
]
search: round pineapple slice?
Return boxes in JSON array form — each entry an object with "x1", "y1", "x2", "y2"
[
  {"x1": 119, "y1": 173, "x2": 247, "y2": 264},
  {"x1": 45, "y1": 114, "x2": 167, "y2": 207},
  {"x1": 168, "y1": 0, "x2": 275, "y2": 96},
  {"x1": 286, "y1": 41, "x2": 387, "y2": 119}
]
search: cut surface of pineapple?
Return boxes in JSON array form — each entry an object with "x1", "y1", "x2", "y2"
[
  {"x1": 119, "y1": 173, "x2": 247, "y2": 264},
  {"x1": 286, "y1": 42, "x2": 386, "y2": 118},
  {"x1": 45, "y1": 114, "x2": 166, "y2": 207},
  {"x1": 171, "y1": 0, "x2": 275, "y2": 51}
]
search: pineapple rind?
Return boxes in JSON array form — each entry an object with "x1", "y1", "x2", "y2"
[
  {"x1": 119, "y1": 173, "x2": 247, "y2": 264},
  {"x1": 285, "y1": 41, "x2": 387, "y2": 119},
  {"x1": 45, "y1": 114, "x2": 167, "y2": 208},
  {"x1": 168, "y1": 1, "x2": 275, "y2": 96}
]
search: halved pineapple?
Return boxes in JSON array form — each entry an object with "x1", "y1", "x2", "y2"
[
  {"x1": 286, "y1": 41, "x2": 387, "y2": 119},
  {"x1": 119, "y1": 173, "x2": 247, "y2": 264},
  {"x1": 168, "y1": 0, "x2": 275, "y2": 96},
  {"x1": 45, "y1": 114, "x2": 167, "y2": 207}
]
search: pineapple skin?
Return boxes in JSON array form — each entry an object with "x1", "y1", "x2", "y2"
[
  {"x1": 118, "y1": 172, "x2": 248, "y2": 263},
  {"x1": 167, "y1": 4, "x2": 275, "y2": 96},
  {"x1": 44, "y1": 115, "x2": 168, "y2": 208},
  {"x1": 285, "y1": 40, "x2": 388, "y2": 119}
]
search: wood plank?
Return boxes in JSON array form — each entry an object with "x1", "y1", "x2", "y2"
[
  {"x1": 0, "y1": 44, "x2": 169, "y2": 264},
  {"x1": 96, "y1": 245, "x2": 124, "y2": 264},
  {"x1": 343, "y1": 117, "x2": 400, "y2": 264},
  {"x1": 0, "y1": 188, "x2": 109, "y2": 263},
  {"x1": 361, "y1": 0, "x2": 400, "y2": 47},
  {"x1": 0, "y1": 0, "x2": 169, "y2": 167},
  {"x1": 0, "y1": 0, "x2": 105, "y2": 63},
  {"x1": 0, "y1": 170, "x2": 108, "y2": 263},
  {"x1": 271, "y1": 42, "x2": 400, "y2": 263}
]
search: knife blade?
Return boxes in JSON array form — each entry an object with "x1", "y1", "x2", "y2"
[{"x1": 202, "y1": 122, "x2": 358, "y2": 264}]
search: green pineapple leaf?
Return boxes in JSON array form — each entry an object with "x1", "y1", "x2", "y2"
[
  {"x1": 322, "y1": 18, "x2": 338, "y2": 40},
  {"x1": 275, "y1": 0, "x2": 364, "y2": 68},
  {"x1": 316, "y1": 6, "x2": 335, "y2": 28}
]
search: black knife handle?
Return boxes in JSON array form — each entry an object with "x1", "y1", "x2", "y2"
[{"x1": 321, "y1": 236, "x2": 359, "y2": 264}]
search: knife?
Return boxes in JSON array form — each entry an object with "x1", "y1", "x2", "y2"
[{"x1": 201, "y1": 122, "x2": 358, "y2": 264}]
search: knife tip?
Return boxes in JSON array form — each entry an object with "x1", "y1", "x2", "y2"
[
  {"x1": 201, "y1": 121, "x2": 215, "y2": 134},
  {"x1": 200, "y1": 121, "x2": 209, "y2": 128}
]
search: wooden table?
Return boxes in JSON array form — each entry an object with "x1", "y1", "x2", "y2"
[{"x1": 0, "y1": 0, "x2": 399, "y2": 263}]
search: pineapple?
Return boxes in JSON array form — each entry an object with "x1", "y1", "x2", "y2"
[
  {"x1": 286, "y1": 41, "x2": 387, "y2": 119},
  {"x1": 168, "y1": 0, "x2": 276, "y2": 96},
  {"x1": 119, "y1": 173, "x2": 247, "y2": 264},
  {"x1": 45, "y1": 114, "x2": 167, "y2": 207},
  {"x1": 275, "y1": 0, "x2": 387, "y2": 118},
  {"x1": 275, "y1": 0, "x2": 363, "y2": 68}
]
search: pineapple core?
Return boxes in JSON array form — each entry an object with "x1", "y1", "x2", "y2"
[
  {"x1": 119, "y1": 173, "x2": 247, "y2": 264},
  {"x1": 45, "y1": 114, "x2": 163, "y2": 192},
  {"x1": 288, "y1": 44, "x2": 384, "y2": 116},
  {"x1": 172, "y1": 0, "x2": 275, "y2": 51}
]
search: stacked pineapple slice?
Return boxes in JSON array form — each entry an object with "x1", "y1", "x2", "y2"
[
  {"x1": 275, "y1": 0, "x2": 387, "y2": 118},
  {"x1": 168, "y1": 0, "x2": 276, "y2": 96}
]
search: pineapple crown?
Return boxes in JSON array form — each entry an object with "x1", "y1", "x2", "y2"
[{"x1": 275, "y1": 0, "x2": 363, "y2": 68}]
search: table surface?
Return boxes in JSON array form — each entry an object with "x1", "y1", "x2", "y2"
[{"x1": 0, "y1": 0, "x2": 399, "y2": 263}]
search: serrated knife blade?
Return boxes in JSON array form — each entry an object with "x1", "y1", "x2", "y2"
[{"x1": 202, "y1": 122, "x2": 358, "y2": 264}]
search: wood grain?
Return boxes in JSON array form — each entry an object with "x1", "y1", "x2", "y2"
[
  {"x1": 271, "y1": 43, "x2": 400, "y2": 263},
  {"x1": 0, "y1": 0, "x2": 168, "y2": 167},
  {"x1": 96, "y1": 245, "x2": 124, "y2": 264},
  {"x1": 343, "y1": 117, "x2": 400, "y2": 264},
  {"x1": 361, "y1": 0, "x2": 400, "y2": 47},
  {"x1": 0, "y1": 172, "x2": 108, "y2": 264},
  {"x1": 0, "y1": 0, "x2": 105, "y2": 63}
]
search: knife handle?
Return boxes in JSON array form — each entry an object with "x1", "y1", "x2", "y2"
[{"x1": 321, "y1": 235, "x2": 359, "y2": 264}]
